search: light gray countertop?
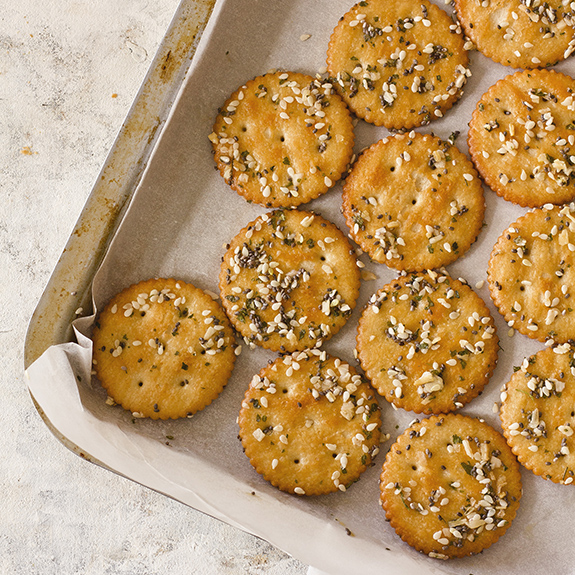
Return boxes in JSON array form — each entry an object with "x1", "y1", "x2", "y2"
[{"x1": 2, "y1": 1, "x2": 307, "y2": 572}]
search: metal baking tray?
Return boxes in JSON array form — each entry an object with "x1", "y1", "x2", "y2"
[{"x1": 24, "y1": 1, "x2": 575, "y2": 574}]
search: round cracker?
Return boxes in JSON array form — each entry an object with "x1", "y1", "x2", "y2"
[
  {"x1": 219, "y1": 209, "x2": 361, "y2": 353},
  {"x1": 210, "y1": 71, "x2": 355, "y2": 208},
  {"x1": 342, "y1": 132, "x2": 485, "y2": 271},
  {"x1": 238, "y1": 350, "x2": 381, "y2": 496},
  {"x1": 454, "y1": 0, "x2": 575, "y2": 70},
  {"x1": 500, "y1": 345, "x2": 575, "y2": 485},
  {"x1": 357, "y1": 271, "x2": 498, "y2": 414},
  {"x1": 380, "y1": 414, "x2": 522, "y2": 559},
  {"x1": 92, "y1": 278, "x2": 237, "y2": 420},
  {"x1": 326, "y1": 0, "x2": 471, "y2": 129},
  {"x1": 468, "y1": 69, "x2": 575, "y2": 207},
  {"x1": 487, "y1": 203, "x2": 575, "y2": 344}
]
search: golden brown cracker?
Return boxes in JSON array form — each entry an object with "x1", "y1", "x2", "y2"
[
  {"x1": 327, "y1": 0, "x2": 471, "y2": 129},
  {"x1": 219, "y1": 209, "x2": 361, "y2": 353},
  {"x1": 500, "y1": 345, "x2": 575, "y2": 485},
  {"x1": 487, "y1": 203, "x2": 575, "y2": 344},
  {"x1": 454, "y1": 0, "x2": 575, "y2": 69},
  {"x1": 92, "y1": 278, "x2": 237, "y2": 419},
  {"x1": 342, "y1": 132, "x2": 485, "y2": 271},
  {"x1": 380, "y1": 414, "x2": 522, "y2": 559},
  {"x1": 357, "y1": 271, "x2": 498, "y2": 414},
  {"x1": 468, "y1": 69, "x2": 575, "y2": 207},
  {"x1": 238, "y1": 350, "x2": 381, "y2": 496},
  {"x1": 210, "y1": 71, "x2": 355, "y2": 208}
]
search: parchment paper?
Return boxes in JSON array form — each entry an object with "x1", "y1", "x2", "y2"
[{"x1": 27, "y1": 0, "x2": 575, "y2": 573}]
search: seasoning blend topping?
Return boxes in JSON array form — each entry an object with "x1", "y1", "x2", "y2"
[
  {"x1": 488, "y1": 203, "x2": 575, "y2": 344},
  {"x1": 92, "y1": 278, "x2": 237, "y2": 419},
  {"x1": 210, "y1": 71, "x2": 355, "y2": 208},
  {"x1": 238, "y1": 350, "x2": 381, "y2": 496},
  {"x1": 342, "y1": 132, "x2": 485, "y2": 271},
  {"x1": 380, "y1": 414, "x2": 522, "y2": 559},
  {"x1": 500, "y1": 345, "x2": 575, "y2": 485},
  {"x1": 219, "y1": 209, "x2": 361, "y2": 352},
  {"x1": 326, "y1": 0, "x2": 471, "y2": 129},
  {"x1": 454, "y1": 0, "x2": 575, "y2": 70},
  {"x1": 469, "y1": 69, "x2": 575, "y2": 207},
  {"x1": 357, "y1": 272, "x2": 498, "y2": 414}
]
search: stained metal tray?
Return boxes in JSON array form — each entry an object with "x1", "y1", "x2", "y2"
[{"x1": 24, "y1": 2, "x2": 574, "y2": 574}]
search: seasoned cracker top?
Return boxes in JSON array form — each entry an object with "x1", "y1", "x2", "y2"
[
  {"x1": 342, "y1": 132, "x2": 484, "y2": 271},
  {"x1": 455, "y1": 0, "x2": 575, "y2": 69},
  {"x1": 500, "y1": 345, "x2": 575, "y2": 485},
  {"x1": 92, "y1": 278, "x2": 237, "y2": 419},
  {"x1": 210, "y1": 71, "x2": 354, "y2": 208},
  {"x1": 219, "y1": 209, "x2": 360, "y2": 352},
  {"x1": 357, "y1": 271, "x2": 498, "y2": 414},
  {"x1": 380, "y1": 414, "x2": 522, "y2": 559},
  {"x1": 488, "y1": 203, "x2": 575, "y2": 343},
  {"x1": 238, "y1": 349, "x2": 381, "y2": 496},
  {"x1": 326, "y1": 0, "x2": 470, "y2": 129},
  {"x1": 469, "y1": 69, "x2": 575, "y2": 207}
]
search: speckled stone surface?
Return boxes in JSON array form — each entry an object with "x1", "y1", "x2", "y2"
[{"x1": 1, "y1": 2, "x2": 307, "y2": 573}]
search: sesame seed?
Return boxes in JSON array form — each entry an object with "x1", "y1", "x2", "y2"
[{"x1": 253, "y1": 429, "x2": 265, "y2": 442}]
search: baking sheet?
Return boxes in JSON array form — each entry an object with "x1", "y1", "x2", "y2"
[{"x1": 26, "y1": 0, "x2": 575, "y2": 573}]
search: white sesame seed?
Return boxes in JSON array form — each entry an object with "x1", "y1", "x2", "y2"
[{"x1": 253, "y1": 429, "x2": 265, "y2": 442}]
